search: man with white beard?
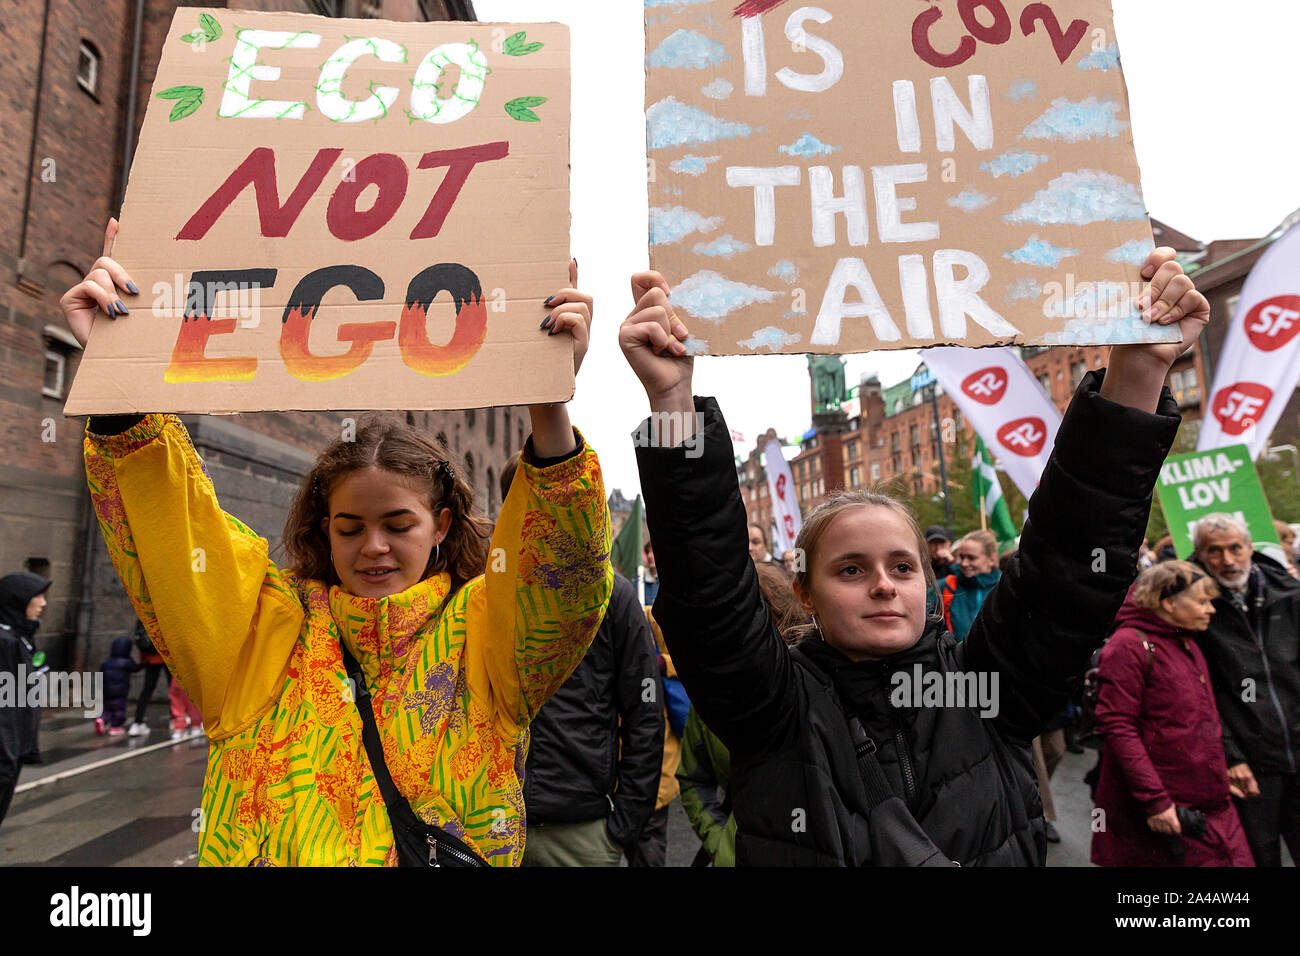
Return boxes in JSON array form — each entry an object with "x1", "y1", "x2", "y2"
[{"x1": 1191, "y1": 513, "x2": 1300, "y2": 866}]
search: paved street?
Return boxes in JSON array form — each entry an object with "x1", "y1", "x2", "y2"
[
  {"x1": 0, "y1": 705, "x2": 1099, "y2": 867},
  {"x1": 4, "y1": 713, "x2": 1289, "y2": 867}
]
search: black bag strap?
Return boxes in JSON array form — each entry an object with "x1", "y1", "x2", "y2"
[{"x1": 341, "y1": 645, "x2": 489, "y2": 867}]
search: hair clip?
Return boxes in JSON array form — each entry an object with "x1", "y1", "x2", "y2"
[
  {"x1": 1160, "y1": 572, "x2": 1204, "y2": 601},
  {"x1": 438, "y1": 459, "x2": 456, "y2": 483}
]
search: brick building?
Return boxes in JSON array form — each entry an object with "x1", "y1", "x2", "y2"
[
  {"x1": 739, "y1": 215, "x2": 1235, "y2": 530},
  {"x1": 0, "y1": 0, "x2": 524, "y2": 672}
]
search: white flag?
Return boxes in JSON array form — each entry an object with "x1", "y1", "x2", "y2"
[
  {"x1": 919, "y1": 347, "x2": 1062, "y2": 498},
  {"x1": 1198, "y1": 222, "x2": 1300, "y2": 458},
  {"x1": 763, "y1": 437, "x2": 802, "y2": 555}
]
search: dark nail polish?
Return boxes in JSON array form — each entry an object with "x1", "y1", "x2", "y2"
[
  {"x1": 125, "y1": 281, "x2": 139, "y2": 295},
  {"x1": 543, "y1": 295, "x2": 554, "y2": 306},
  {"x1": 105, "y1": 303, "x2": 117, "y2": 316},
  {"x1": 115, "y1": 300, "x2": 129, "y2": 315}
]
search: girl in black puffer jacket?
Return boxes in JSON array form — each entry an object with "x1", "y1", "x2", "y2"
[{"x1": 616, "y1": 249, "x2": 1205, "y2": 865}]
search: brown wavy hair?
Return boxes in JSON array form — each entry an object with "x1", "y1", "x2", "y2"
[
  {"x1": 282, "y1": 415, "x2": 492, "y2": 595},
  {"x1": 755, "y1": 561, "x2": 807, "y2": 644}
]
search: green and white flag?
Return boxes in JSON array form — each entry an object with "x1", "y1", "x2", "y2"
[{"x1": 972, "y1": 436, "x2": 1018, "y2": 547}]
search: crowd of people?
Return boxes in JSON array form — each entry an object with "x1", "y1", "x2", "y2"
[{"x1": 0, "y1": 226, "x2": 1295, "y2": 869}]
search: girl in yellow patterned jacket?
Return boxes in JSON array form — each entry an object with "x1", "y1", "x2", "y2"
[{"x1": 60, "y1": 221, "x2": 613, "y2": 866}]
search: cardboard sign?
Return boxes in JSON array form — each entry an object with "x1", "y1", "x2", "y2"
[
  {"x1": 644, "y1": 0, "x2": 1180, "y2": 355},
  {"x1": 1156, "y1": 444, "x2": 1284, "y2": 564},
  {"x1": 65, "y1": 9, "x2": 571, "y2": 415}
]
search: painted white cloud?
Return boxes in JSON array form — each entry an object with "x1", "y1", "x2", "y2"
[
  {"x1": 1104, "y1": 238, "x2": 1156, "y2": 266},
  {"x1": 693, "y1": 234, "x2": 753, "y2": 258},
  {"x1": 682, "y1": 335, "x2": 710, "y2": 355},
  {"x1": 980, "y1": 149, "x2": 1049, "y2": 179},
  {"x1": 1005, "y1": 236, "x2": 1078, "y2": 267},
  {"x1": 649, "y1": 205, "x2": 722, "y2": 245},
  {"x1": 1003, "y1": 170, "x2": 1146, "y2": 226},
  {"x1": 779, "y1": 132, "x2": 839, "y2": 158},
  {"x1": 947, "y1": 188, "x2": 995, "y2": 212},
  {"x1": 1005, "y1": 277, "x2": 1044, "y2": 302},
  {"x1": 1040, "y1": 311, "x2": 1182, "y2": 346},
  {"x1": 1078, "y1": 44, "x2": 1120, "y2": 71},
  {"x1": 671, "y1": 270, "x2": 777, "y2": 321},
  {"x1": 648, "y1": 29, "x2": 731, "y2": 70},
  {"x1": 647, "y1": 97, "x2": 752, "y2": 150},
  {"x1": 1022, "y1": 96, "x2": 1130, "y2": 143},
  {"x1": 769, "y1": 260, "x2": 799, "y2": 284},
  {"x1": 739, "y1": 326, "x2": 802, "y2": 352},
  {"x1": 670, "y1": 154, "x2": 721, "y2": 176},
  {"x1": 1007, "y1": 79, "x2": 1038, "y2": 102},
  {"x1": 701, "y1": 78, "x2": 734, "y2": 100}
]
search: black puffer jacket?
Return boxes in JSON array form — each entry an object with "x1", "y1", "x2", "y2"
[
  {"x1": 0, "y1": 572, "x2": 51, "y2": 764},
  {"x1": 524, "y1": 573, "x2": 664, "y2": 849},
  {"x1": 1192, "y1": 552, "x2": 1300, "y2": 776},
  {"x1": 636, "y1": 371, "x2": 1179, "y2": 866}
]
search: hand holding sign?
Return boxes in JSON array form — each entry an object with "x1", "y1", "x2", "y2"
[
  {"x1": 542, "y1": 259, "x2": 593, "y2": 377},
  {"x1": 1103, "y1": 246, "x2": 1212, "y2": 414},
  {"x1": 60, "y1": 219, "x2": 140, "y2": 350},
  {"x1": 620, "y1": 270, "x2": 694, "y2": 410}
]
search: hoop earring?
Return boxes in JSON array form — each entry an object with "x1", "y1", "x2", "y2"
[{"x1": 434, "y1": 542, "x2": 441, "y2": 568}]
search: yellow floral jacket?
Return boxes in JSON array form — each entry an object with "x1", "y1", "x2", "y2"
[{"x1": 84, "y1": 414, "x2": 612, "y2": 866}]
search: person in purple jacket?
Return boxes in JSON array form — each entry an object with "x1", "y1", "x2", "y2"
[{"x1": 1092, "y1": 561, "x2": 1254, "y2": 866}]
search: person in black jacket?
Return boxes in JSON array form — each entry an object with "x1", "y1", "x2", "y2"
[
  {"x1": 617, "y1": 248, "x2": 1204, "y2": 865},
  {"x1": 1190, "y1": 512, "x2": 1300, "y2": 867},
  {"x1": 502, "y1": 459, "x2": 665, "y2": 866},
  {"x1": 0, "y1": 572, "x2": 51, "y2": 827}
]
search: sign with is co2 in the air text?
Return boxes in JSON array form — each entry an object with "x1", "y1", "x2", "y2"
[
  {"x1": 644, "y1": 0, "x2": 1179, "y2": 357},
  {"x1": 65, "y1": 8, "x2": 571, "y2": 415}
]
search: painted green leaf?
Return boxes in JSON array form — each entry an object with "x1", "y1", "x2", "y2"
[
  {"x1": 155, "y1": 85, "x2": 203, "y2": 100},
  {"x1": 180, "y1": 31, "x2": 202, "y2": 43},
  {"x1": 505, "y1": 95, "x2": 547, "y2": 122},
  {"x1": 503, "y1": 31, "x2": 543, "y2": 56},
  {"x1": 168, "y1": 91, "x2": 204, "y2": 122},
  {"x1": 199, "y1": 13, "x2": 222, "y2": 41}
]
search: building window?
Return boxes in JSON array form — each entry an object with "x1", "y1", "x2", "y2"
[
  {"x1": 1070, "y1": 360, "x2": 1087, "y2": 388},
  {"x1": 1037, "y1": 373, "x2": 1051, "y2": 396},
  {"x1": 849, "y1": 466, "x2": 860, "y2": 487},
  {"x1": 42, "y1": 325, "x2": 81, "y2": 399},
  {"x1": 870, "y1": 462, "x2": 880, "y2": 481},
  {"x1": 43, "y1": 349, "x2": 66, "y2": 399},
  {"x1": 465, "y1": 408, "x2": 475, "y2": 427},
  {"x1": 77, "y1": 41, "x2": 99, "y2": 96},
  {"x1": 486, "y1": 406, "x2": 496, "y2": 446},
  {"x1": 909, "y1": 424, "x2": 920, "y2": 447},
  {"x1": 487, "y1": 467, "x2": 496, "y2": 513}
]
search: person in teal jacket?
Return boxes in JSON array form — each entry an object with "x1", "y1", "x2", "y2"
[{"x1": 940, "y1": 530, "x2": 1003, "y2": 642}]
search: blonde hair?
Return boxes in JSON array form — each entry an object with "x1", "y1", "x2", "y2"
[
  {"x1": 791, "y1": 489, "x2": 936, "y2": 604},
  {"x1": 1130, "y1": 559, "x2": 1220, "y2": 611},
  {"x1": 956, "y1": 529, "x2": 998, "y2": 560}
]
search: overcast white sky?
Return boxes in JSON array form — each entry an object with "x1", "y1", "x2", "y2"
[{"x1": 474, "y1": 0, "x2": 1300, "y2": 498}]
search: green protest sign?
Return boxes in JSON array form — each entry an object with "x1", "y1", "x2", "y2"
[{"x1": 1156, "y1": 444, "x2": 1282, "y2": 562}]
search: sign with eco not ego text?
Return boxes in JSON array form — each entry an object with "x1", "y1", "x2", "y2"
[
  {"x1": 644, "y1": 0, "x2": 1179, "y2": 356},
  {"x1": 1155, "y1": 445, "x2": 1284, "y2": 564},
  {"x1": 65, "y1": 8, "x2": 571, "y2": 415}
]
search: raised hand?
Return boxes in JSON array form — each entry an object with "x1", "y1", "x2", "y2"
[
  {"x1": 541, "y1": 258, "x2": 593, "y2": 377},
  {"x1": 59, "y1": 219, "x2": 138, "y2": 349},
  {"x1": 619, "y1": 270, "x2": 693, "y2": 411},
  {"x1": 1101, "y1": 247, "x2": 1211, "y2": 414}
]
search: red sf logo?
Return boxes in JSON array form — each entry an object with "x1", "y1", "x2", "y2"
[
  {"x1": 997, "y1": 417, "x2": 1047, "y2": 457},
  {"x1": 961, "y1": 366, "x2": 1008, "y2": 405},
  {"x1": 1244, "y1": 295, "x2": 1300, "y2": 352},
  {"x1": 1212, "y1": 382, "x2": 1273, "y2": 435},
  {"x1": 775, "y1": 474, "x2": 787, "y2": 500}
]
